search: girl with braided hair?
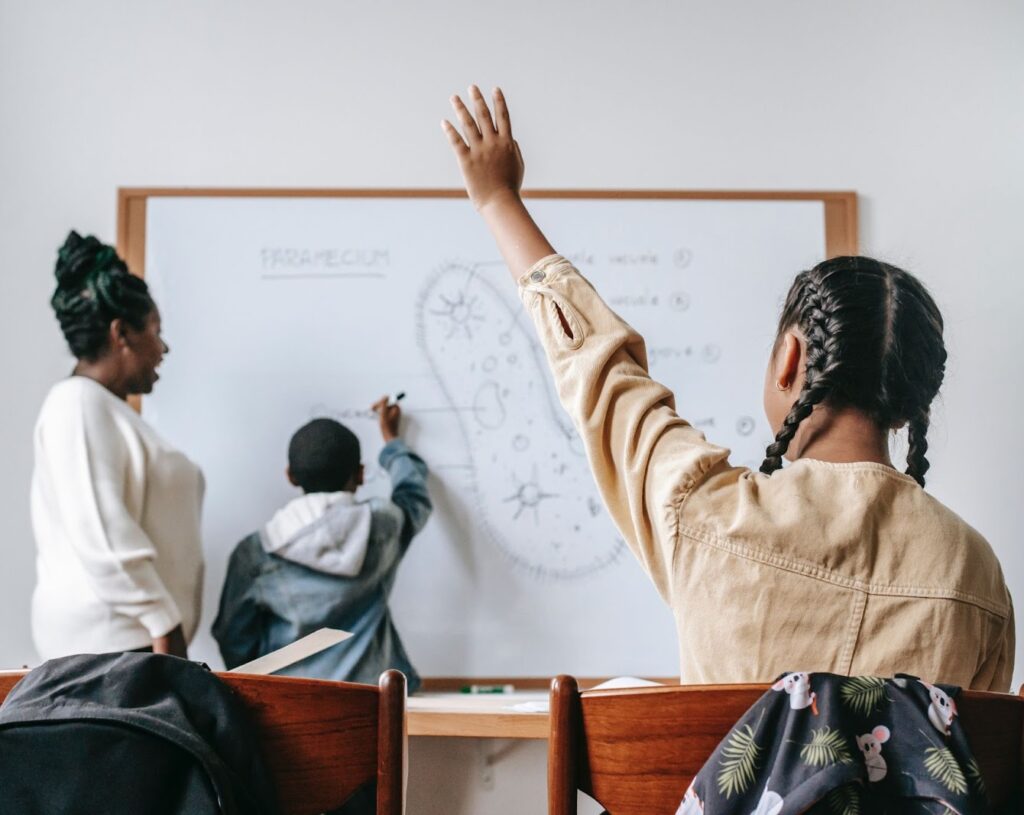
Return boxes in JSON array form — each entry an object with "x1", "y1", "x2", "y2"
[
  {"x1": 442, "y1": 86, "x2": 1013, "y2": 690},
  {"x1": 759, "y1": 258, "x2": 944, "y2": 487},
  {"x1": 30, "y1": 232, "x2": 204, "y2": 660}
]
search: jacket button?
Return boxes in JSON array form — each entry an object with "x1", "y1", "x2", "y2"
[{"x1": 530, "y1": 270, "x2": 545, "y2": 282}]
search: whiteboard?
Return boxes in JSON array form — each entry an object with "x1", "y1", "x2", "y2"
[{"x1": 140, "y1": 193, "x2": 833, "y2": 677}]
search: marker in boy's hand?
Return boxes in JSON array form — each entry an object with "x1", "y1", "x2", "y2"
[{"x1": 372, "y1": 395, "x2": 402, "y2": 443}]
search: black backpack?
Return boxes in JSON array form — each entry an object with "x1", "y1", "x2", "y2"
[{"x1": 0, "y1": 652, "x2": 281, "y2": 815}]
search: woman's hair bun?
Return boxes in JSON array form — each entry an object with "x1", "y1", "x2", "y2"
[
  {"x1": 54, "y1": 231, "x2": 126, "y2": 291},
  {"x1": 50, "y1": 230, "x2": 154, "y2": 361}
]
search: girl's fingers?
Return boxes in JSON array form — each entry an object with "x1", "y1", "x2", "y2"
[
  {"x1": 493, "y1": 87, "x2": 512, "y2": 137},
  {"x1": 450, "y1": 95, "x2": 481, "y2": 143},
  {"x1": 441, "y1": 119, "x2": 469, "y2": 155},
  {"x1": 469, "y1": 85, "x2": 496, "y2": 137}
]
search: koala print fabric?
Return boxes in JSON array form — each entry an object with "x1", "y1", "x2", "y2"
[{"x1": 678, "y1": 673, "x2": 994, "y2": 815}]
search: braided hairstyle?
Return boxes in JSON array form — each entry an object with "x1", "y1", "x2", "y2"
[
  {"x1": 51, "y1": 231, "x2": 155, "y2": 361},
  {"x1": 760, "y1": 256, "x2": 946, "y2": 486}
]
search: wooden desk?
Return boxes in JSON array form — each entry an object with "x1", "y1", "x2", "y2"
[
  {"x1": 407, "y1": 692, "x2": 549, "y2": 739},
  {"x1": 408, "y1": 677, "x2": 673, "y2": 739}
]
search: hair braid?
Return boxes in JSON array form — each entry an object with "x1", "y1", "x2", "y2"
[
  {"x1": 760, "y1": 275, "x2": 843, "y2": 475},
  {"x1": 762, "y1": 257, "x2": 946, "y2": 484},
  {"x1": 905, "y1": 409, "x2": 931, "y2": 487}
]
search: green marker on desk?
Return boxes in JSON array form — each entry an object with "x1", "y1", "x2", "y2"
[{"x1": 460, "y1": 684, "x2": 516, "y2": 694}]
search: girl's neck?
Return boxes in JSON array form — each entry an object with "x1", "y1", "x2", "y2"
[{"x1": 790, "y1": 406, "x2": 894, "y2": 468}]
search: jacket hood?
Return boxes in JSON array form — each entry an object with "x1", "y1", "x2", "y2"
[{"x1": 261, "y1": 492, "x2": 371, "y2": 577}]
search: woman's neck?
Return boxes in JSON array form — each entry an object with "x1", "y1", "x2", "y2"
[
  {"x1": 790, "y1": 406, "x2": 894, "y2": 467},
  {"x1": 73, "y1": 360, "x2": 129, "y2": 401}
]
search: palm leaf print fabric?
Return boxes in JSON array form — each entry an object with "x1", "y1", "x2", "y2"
[{"x1": 677, "y1": 673, "x2": 997, "y2": 814}]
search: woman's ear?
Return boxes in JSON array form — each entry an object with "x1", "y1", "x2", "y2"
[
  {"x1": 108, "y1": 318, "x2": 127, "y2": 350},
  {"x1": 356, "y1": 464, "x2": 365, "y2": 488},
  {"x1": 286, "y1": 467, "x2": 300, "y2": 487}
]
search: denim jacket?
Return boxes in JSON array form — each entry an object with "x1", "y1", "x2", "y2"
[{"x1": 212, "y1": 440, "x2": 431, "y2": 693}]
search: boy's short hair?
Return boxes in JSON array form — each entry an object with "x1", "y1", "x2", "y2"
[{"x1": 288, "y1": 418, "x2": 361, "y2": 493}]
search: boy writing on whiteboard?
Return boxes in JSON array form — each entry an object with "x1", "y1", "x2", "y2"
[{"x1": 212, "y1": 396, "x2": 431, "y2": 693}]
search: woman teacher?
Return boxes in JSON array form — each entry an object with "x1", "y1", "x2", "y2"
[{"x1": 31, "y1": 232, "x2": 204, "y2": 659}]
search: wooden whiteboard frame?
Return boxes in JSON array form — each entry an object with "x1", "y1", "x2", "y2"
[
  {"x1": 115, "y1": 188, "x2": 858, "y2": 701},
  {"x1": 117, "y1": 188, "x2": 858, "y2": 280}
]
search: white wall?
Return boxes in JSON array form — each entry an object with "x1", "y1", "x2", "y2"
[{"x1": 1, "y1": 1, "x2": 1021, "y2": 812}]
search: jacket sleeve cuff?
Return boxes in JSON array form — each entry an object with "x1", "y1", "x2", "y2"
[
  {"x1": 518, "y1": 254, "x2": 577, "y2": 289},
  {"x1": 378, "y1": 438, "x2": 412, "y2": 468}
]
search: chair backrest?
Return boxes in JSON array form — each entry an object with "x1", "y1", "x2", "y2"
[
  {"x1": 548, "y1": 675, "x2": 1024, "y2": 815},
  {"x1": 0, "y1": 667, "x2": 405, "y2": 815}
]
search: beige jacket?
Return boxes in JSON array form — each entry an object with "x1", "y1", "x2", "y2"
[{"x1": 519, "y1": 255, "x2": 1014, "y2": 691}]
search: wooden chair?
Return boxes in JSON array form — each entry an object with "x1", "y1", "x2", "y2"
[
  {"x1": 549, "y1": 676, "x2": 1024, "y2": 814},
  {"x1": 0, "y1": 668, "x2": 406, "y2": 815}
]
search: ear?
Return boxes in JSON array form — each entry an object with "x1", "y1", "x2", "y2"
[
  {"x1": 771, "y1": 679, "x2": 785, "y2": 691},
  {"x1": 286, "y1": 467, "x2": 300, "y2": 487},
  {"x1": 356, "y1": 464, "x2": 364, "y2": 488},
  {"x1": 774, "y1": 331, "x2": 802, "y2": 390},
  {"x1": 872, "y1": 726, "x2": 890, "y2": 743},
  {"x1": 109, "y1": 318, "x2": 128, "y2": 349}
]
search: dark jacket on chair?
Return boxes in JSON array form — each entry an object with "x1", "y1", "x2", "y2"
[{"x1": 0, "y1": 652, "x2": 279, "y2": 815}]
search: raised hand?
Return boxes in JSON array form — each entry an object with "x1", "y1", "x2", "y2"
[
  {"x1": 441, "y1": 86, "x2": 555, "y2": 279},
  {"x1": 442, "y1": 85, "x2": 524, "y2": 212}
]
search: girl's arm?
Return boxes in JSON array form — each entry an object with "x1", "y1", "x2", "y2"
[
  {"x1": 441, "y1": 86, "x2": 555, "y2": 279},
  {"x1": 441, "y1": 88, "x2": 735, "y2": 600}
]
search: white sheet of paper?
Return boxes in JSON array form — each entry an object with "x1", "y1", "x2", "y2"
[
  {"x1": 505, "y1": 677, "x2": 665, "y2": 712},
  {"x1": 228, "y1": 628, "x2": 352, "y2": 675},
  {"x1": 589, "y1": 676, "x2": 664, "y2": 691},
  {"x1": 508, "y1": 700, "x2": 550, "y2": 713}
]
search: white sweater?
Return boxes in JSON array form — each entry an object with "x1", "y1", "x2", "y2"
[{"x1": 30, "y1": 376, "x2": 205, "y2": 658}]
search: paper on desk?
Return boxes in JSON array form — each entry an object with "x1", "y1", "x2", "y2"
[
  {"x1": 509, "y1": 700, "x2": 550, "y2": 713},
  {"x1": 589, "y1": 676, "x2": 663, "y2": 691},
  {"x1": 506, "y1": 676, "x2": 663, "y2": 713},
  {"x1": 229, "y1": 628, "x2": 352, "y2": 675}
]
